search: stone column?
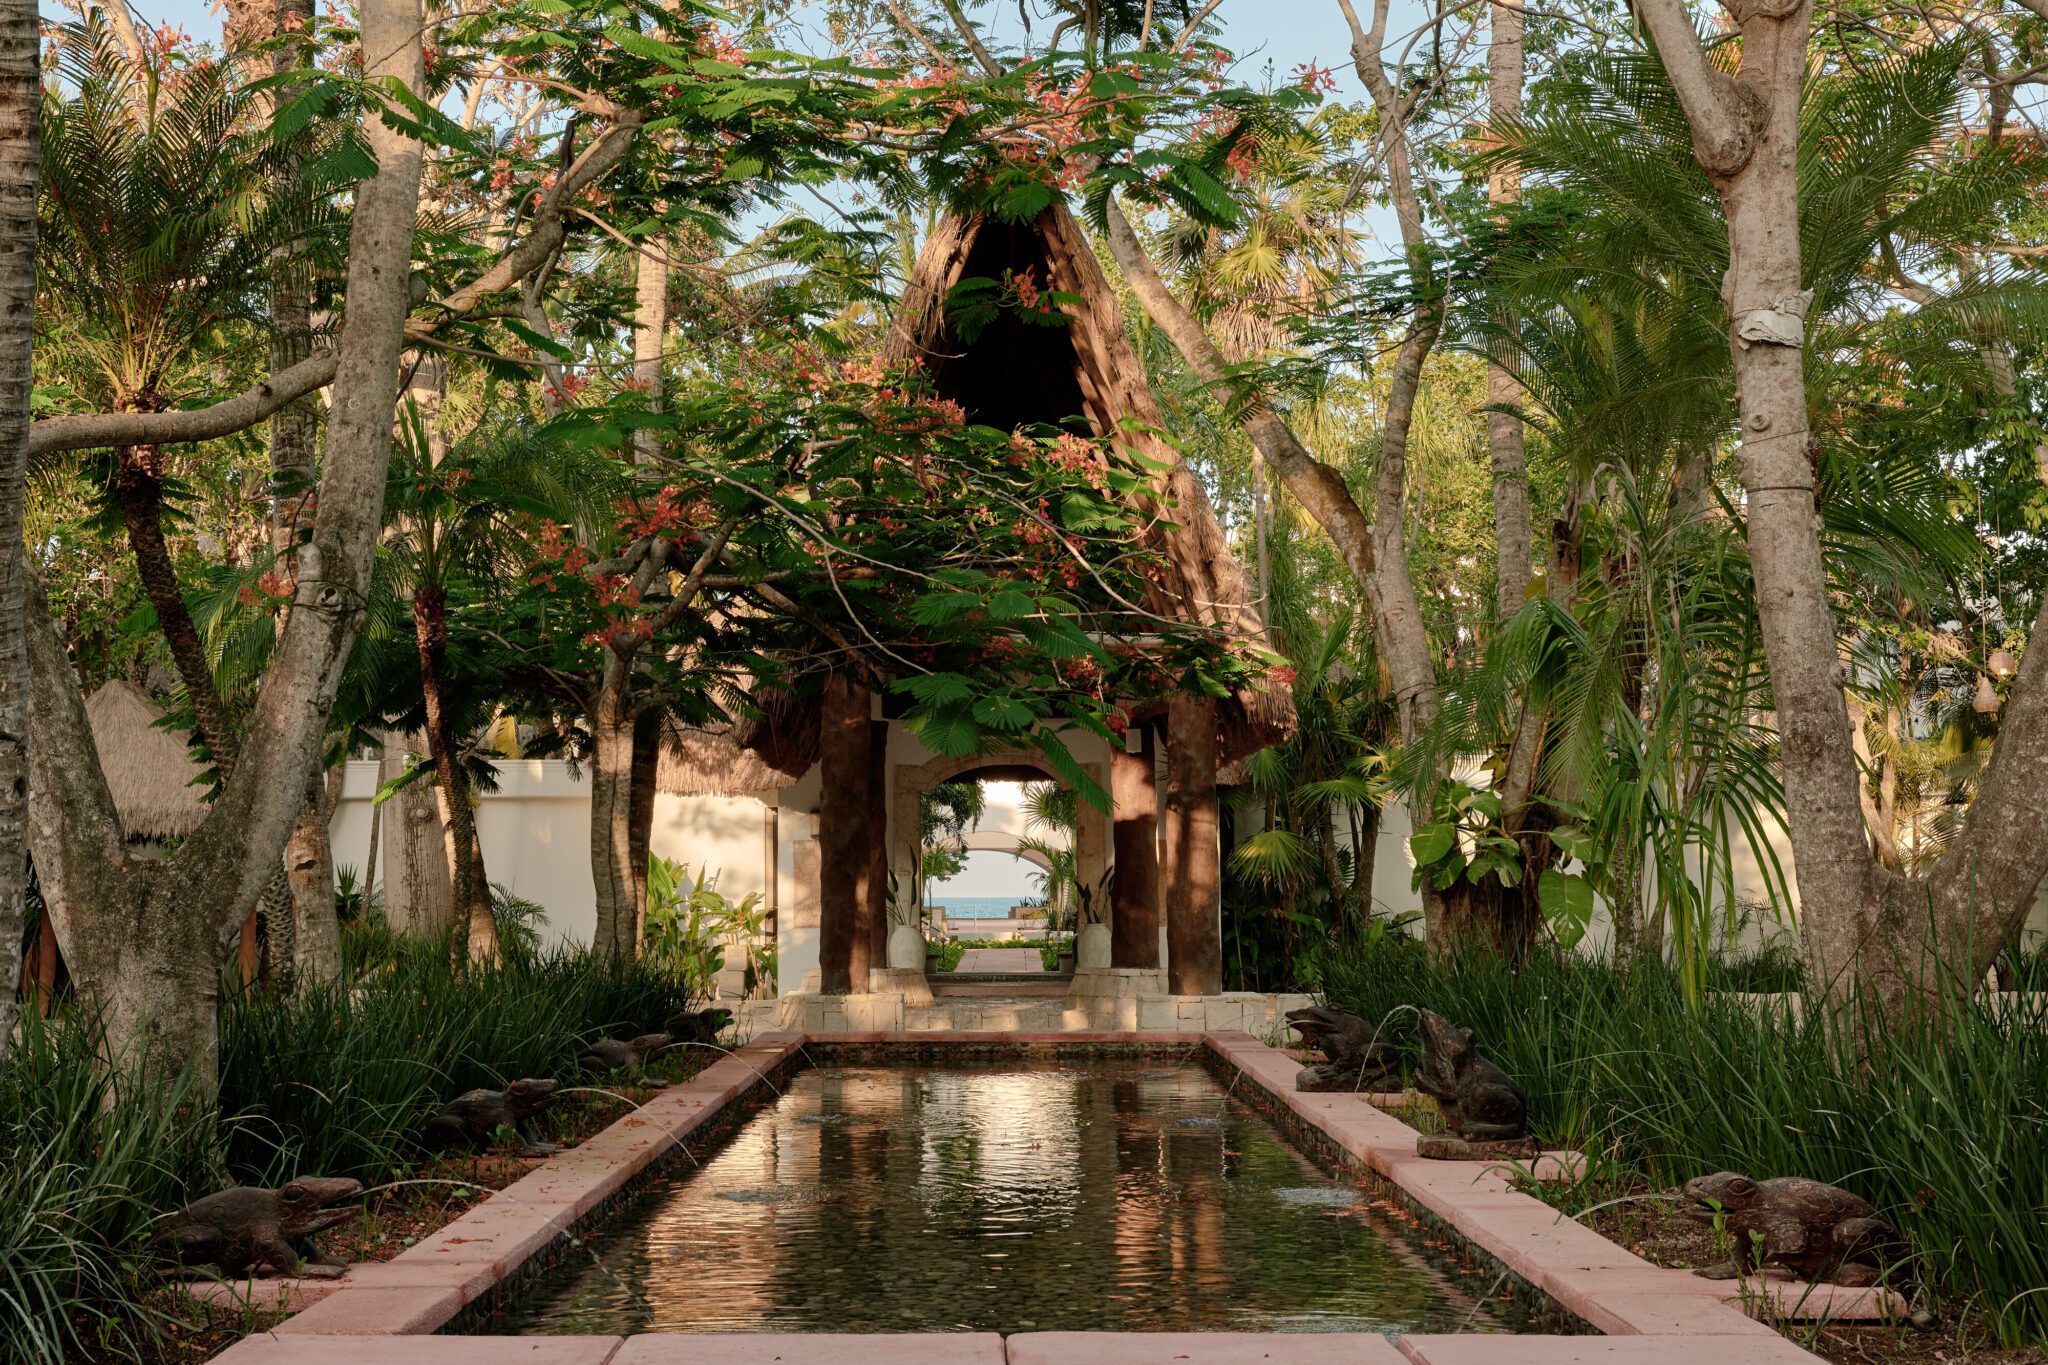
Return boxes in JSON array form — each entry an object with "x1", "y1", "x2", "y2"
[
  {"x1": 1164, "y1": 694, "x2": 1221, "y2": 996},
  {"x1": 1110, "y1": 725, "x2": 1161, "y2": 969},
  {"x1": 817, "y1": 675, "x2": 874, "y2": 995}
]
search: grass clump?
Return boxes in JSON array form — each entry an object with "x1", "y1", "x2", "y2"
[
  {"x1": 1318, "y1": 934, "x2": 2048, "y2": 1345},
  {"x1": 1, "y1": 927, "x2": 699, "y2": 1364}
]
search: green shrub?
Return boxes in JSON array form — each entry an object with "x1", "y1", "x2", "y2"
[
  {"x1": 0, "y1": 1012, "x2": 217, "y2": 1364},
  {"x1": 0, "y1": 940, "x2": 696, "y2": 1362},
  {"x1": 219, "y1": 941, "x2": 690, "y2": 1181},
  {"x1": 1318, "y1": 935, "x2": 2048, "y2": 1343}
]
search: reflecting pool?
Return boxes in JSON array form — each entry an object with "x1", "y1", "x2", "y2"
[{"x1": 493, "y1": 1062, "x2": 1527, "y2": 1335}]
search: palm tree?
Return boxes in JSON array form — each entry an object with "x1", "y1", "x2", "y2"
[
  {"x1": 0, "y1": 0, "x2": 40, "y2": 1067},
  {"x1": 36, "y1": 22, "x2": 335, "y2": 761},
  {"x1": 1422, "y1": 43, "x2": 2047, "y2": 981}
]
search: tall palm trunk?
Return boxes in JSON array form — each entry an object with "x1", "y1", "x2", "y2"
[
  {"x1": 0, "y1": 0, "x2": 38, "y2": 1068},
  {"x1": 1485, "y1": 0, "x2": 1531, "y2": 612}
]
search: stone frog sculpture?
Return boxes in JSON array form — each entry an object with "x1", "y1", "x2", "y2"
[
  {"x1": 422, "y1": 1077, "x2": 561, "y2": 1157},
  {"x1": 1286, "y1": 1004, "x2": 1399, "y2": 1093},
  {"x1": 152, "y1": 1177, "x2": 362, "y2": 1280},
  {"x1": 1411, "y1": 1008, "x2": 1536, "y2": 1158},
  {"x1": 578, "y1": 1032, "x2": 672, "y2": 1073},
  {"x1": 663, "y1": 1007, "x2": 733, "y2": 1049},
  {"x1": 1682, "y1": 1172, "x2": 1906, "y2": 1286}
]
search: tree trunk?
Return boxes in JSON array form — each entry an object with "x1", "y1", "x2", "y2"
[
  {"x1": 0, "y1": 0, "x2": 36, "y2": 1068},
  {"x1": 628, "y1": 706, "x2": 660, "y2": 917},
  {"x1": 1485, "y1": 0, "x2": 1530, "y2": 614},
  {"x1": 24, "y1": 0, "x2": 425, "y2": 1092},
  {"x1": 383, "y1": 729, "x2": 454, "y2": 935},
  {"x1": 631, "y1": 236, "x2": 667, "y2": 465},
  {"x1": 287, "y1": 762, "x2": 343, "y2": 986},
  {"x1": 816, "y1": 675, "x2": 873, "y2": 995},
  {"x1": 414, "y1": 586, "x2": 496, "y2": 964},
  {"x1": 1164, "y1": 694, "x2": 1221, "y2": 996},
  {"x1": 587, "y1": 679, "x2": 640, "y2": 958},
  {"x1": 1109, "y1": 728, "x2": 1161, "y2": 969}
]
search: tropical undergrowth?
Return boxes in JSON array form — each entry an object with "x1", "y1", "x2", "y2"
[
  {"x1": 1319, "y1": 935, "x2": 2048, "y2": 1344},
  {"x1": 0, "y1": 927, "x2": 697, "y2": 1364}
]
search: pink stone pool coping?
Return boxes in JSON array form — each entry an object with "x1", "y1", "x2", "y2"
[{"x1": 207, "y1": 1027, "x2": 1843, "y2": 1362}]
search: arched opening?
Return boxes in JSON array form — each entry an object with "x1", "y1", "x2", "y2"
[{"x1": 889, "y1": 750, "x2": 1110, "y2": 982}]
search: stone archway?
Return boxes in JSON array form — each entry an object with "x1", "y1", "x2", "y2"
[{"x1": 888, "y1": 749, "x2": 1109, "y2": 967}]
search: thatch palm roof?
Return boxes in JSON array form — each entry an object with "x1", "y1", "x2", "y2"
[
  {"x1": 84, "y1": 680, "x2": 208, "y2": 840},
  {"x1": 683, "y1": 203, "x2": 1296, "y2": 793},
  {"x1": 658, "y1": 716, "x2": 808, "y2": 797},
  {"x1": 884, "y1": 204, "x2": 1294, "y2": 762}
]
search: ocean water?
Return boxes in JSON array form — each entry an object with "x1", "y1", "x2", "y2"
[{"x1": 926, "y1": 894, "x2": 1039, "y2": 920}]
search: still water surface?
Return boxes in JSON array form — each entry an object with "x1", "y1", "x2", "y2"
[{"x1": 495, "y1": 1062, "x2": 1525, "y2": 1335}]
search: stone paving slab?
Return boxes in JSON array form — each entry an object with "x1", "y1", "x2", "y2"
[
  {"x1": 211, "y1": 1335, "x2": 623, "y2": 1364},
  {"x1": 1725, "y1": 1277, "x2": 1914, "y2": 1322},
  {"x1": 612, "y1": 1333, "x2": 1006, "y2": 1363},
  {"x1": 956, "y1": 947, "x2": 1047, "y2": 973},
  {"x1": 266, "y1": 1284, "x2": 468, "y2": 1335},
  {"x1": 178, "y1": 1275, "x2": 342, "y2": 1315},
  {"x1": 1396, "y1": 1336, "x2": 1821, "y2": 1364},
  {"x1": 1007, "y1": 1333, "x2": 1409, "y2": 1363}
]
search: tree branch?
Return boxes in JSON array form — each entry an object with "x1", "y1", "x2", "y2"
[{"x1": 1626, "y1": 0, "x2": 1758, "y2": 175}]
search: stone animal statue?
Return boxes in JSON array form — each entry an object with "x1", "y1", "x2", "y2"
[
  {"x1": 578, "y1": 1032, "x2": 671, "y2": 1073},
  {"x1": 663, "y1": 1007, "x2": 733, "y2": 1048},
  {"x1": 1412, "y1": 1009, "x2": 1533, "y2": 1155},
  {"x1": 421, "y1": 1078, "x2": 561, "y2": 1157},
  {"x1": 152, "y1": 1177, "x2": 362, "y2": 1280},
  {"x1": 1286, "y1": 1004, "x2": 1399, "y2": 1092},
  {"x1": 1682, "y1": 1172, "x2": 1906, "y2": 1286}
]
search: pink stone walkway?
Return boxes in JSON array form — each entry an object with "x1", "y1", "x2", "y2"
[{"x1": 954, "y1": 946, "x2": 1045, "y2": 973}]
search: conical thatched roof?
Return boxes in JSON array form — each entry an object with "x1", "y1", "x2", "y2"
[
  {"x1": 84, "y1": 680, "x2": 209, "y2": 841},
  {"x1": 659, "y1": 716, "x2": 808, "y2": 797},
  {"x1": 884, "y1": 203, "x2": 1295, "y2": 763}
]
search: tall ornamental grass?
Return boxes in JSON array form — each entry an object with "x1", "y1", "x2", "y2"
[
  {"x1": 1, "y1": 931, "x2": 692, "y2": 1364},
  {"x1": 1320, "y1": 936, "x2": 2048, "y2": 1343}
]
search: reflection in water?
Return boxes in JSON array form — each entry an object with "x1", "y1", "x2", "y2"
[{"x1": 494, "y1": 1063, "x2": 1524, "y2": 1336}]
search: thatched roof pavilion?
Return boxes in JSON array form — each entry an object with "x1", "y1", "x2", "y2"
[
  {"x1": 672, "y1": 203, "x2": 1295, "y2": 794},
  {"x1": 83, "y1": 680, "x2": 208, "y2": 841},
  {"x1": 882, "y1": 203, "x2": 1292, "y2": 763}
]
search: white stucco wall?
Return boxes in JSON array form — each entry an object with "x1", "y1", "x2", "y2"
[{"x1": 330, "y1": 759, "x2": 775, "y2": 954}]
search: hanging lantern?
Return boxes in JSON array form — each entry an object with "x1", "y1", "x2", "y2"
[
  {"x1": 1988, "y1": 648, "x2": 2019, "y2": 681},
  {"x1": 1974, "y1": 674, "x2": 2001, "y2": 715}
]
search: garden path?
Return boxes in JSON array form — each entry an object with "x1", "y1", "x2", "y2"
[{"x1": 955, "y1": 947, "x2": 1044, "y2": 973}]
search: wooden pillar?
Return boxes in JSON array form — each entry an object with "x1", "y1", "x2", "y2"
[
  {"x1": 1164, "y1": 694, "x2": 1221, "y2": 996},
  {"x1": 817, "y1": 675, "x2": 874, "y2": 995},
  {"x1": 865, "y1": 718, "x2": 890, "y2": 974},
  {"x1": 1110, "y1": 725, "x2": 1160, "y2": 969}
]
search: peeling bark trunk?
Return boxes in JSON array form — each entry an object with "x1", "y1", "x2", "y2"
[{"x1": 0, "y1": 0, "x2": 36, "y2": 1068}]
